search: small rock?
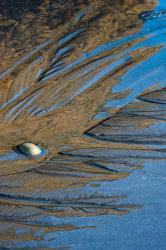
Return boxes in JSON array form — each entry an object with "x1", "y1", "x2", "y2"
[{"x1": 18, "y1": 143, "x2": 42, "y2": 157}]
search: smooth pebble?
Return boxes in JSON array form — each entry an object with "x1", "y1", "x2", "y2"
[{"x1": 18, "y1": 143, "x2": 42, "y2": 157}]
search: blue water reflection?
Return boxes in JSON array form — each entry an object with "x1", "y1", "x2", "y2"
[{"x1": 0, "y1": 0, "x2": 166, "y2": 249}]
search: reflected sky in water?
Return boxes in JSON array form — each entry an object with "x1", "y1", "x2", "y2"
[{"x1": 0, "y1": 0, "x2": 166, "y2": 249}]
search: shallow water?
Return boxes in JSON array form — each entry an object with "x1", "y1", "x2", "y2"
[{"x1": 0, "y1": 0, "x2": 166, "y2": 249}]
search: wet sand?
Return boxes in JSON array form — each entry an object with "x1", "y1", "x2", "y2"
[{"x1": 1, "y1": 0, "x2": 166, "y2": 249}]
